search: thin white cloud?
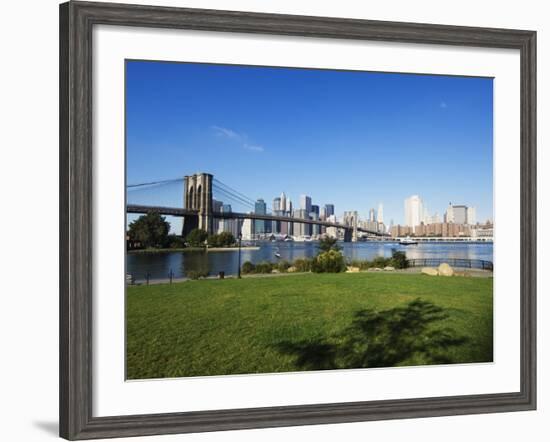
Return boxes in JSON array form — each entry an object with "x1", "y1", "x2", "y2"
[
  {"x1": 440, "y1": 101, "x2": 448, "y2": 109},
  {"x1": 211, "y1": 125, "x2": 240, "y2": 139},
  {"x1": 211, "y1": 125, "x2": 265, "y2": 153},
  {"x1": 243, "y1": 143, "x2": 264, "y2": 152}
]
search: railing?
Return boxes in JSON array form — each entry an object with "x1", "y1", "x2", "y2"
[{"x1": 406, "y1": 258, "x2": 493, "y2": 271}]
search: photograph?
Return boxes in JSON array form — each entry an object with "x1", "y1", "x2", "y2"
[{"x1": 125, "y1": 60, "x2": 494, "y2": 380}]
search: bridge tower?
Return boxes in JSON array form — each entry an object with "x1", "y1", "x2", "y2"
[{"x1": 183, "y1": 173, "x2": 214, "y2": 236}]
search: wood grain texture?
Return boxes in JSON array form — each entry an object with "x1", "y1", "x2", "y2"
[{"x1": 59, "y1": 1, "x2": 537, "y2": 439}]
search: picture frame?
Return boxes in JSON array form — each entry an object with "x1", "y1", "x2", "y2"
[{"x1": 59, "y1": 1, "x2": 536, "y2": 439}]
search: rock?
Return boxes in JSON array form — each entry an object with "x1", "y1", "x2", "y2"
[
  {"x1": 287, "y1": 266, "x2": 296, "y2": 273},
  {"x1": 384, "y1": 266, "x2": 395, "y2": 271},
  {"x1": 438, "y1": 263, "x2": 454, "y2": 276},
  {"x1": 346, "y1": 266, "x2": 360, "y2": 273},
  {"x1": 271, "y1": 269, "x2": 280, "y2": 274},
  {"x1": 421, "y1": 267, "x2": 439, "y2": 276}
]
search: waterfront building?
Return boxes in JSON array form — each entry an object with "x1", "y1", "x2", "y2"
[
  {"x1": 310, "y1": 211, "x2": 320, "y2": 237},
  {"x1": 273, "y1": 197, "x2": 281, "y2": 212},
  {"x1": 404, "y1": 195, "x2": 424, "y2": 231},
  {"x1": 241, "y1": 216, "x2": 254, "y2": 240},
  {"x1": 467, "y1": 206, "x2": 477, "y2": 225},
  {"x1": 377, "y1": 203, "x2": 384, "y2": 223},
  {"x1": 254, "y1": 199, "x2": 267, "y2": 237},
  {"x1": 293, "y1": 208, "x2": 309, "y2": 237},
  {"x1": 445, "y1": 203, "x2": 468, "y2": 225},
  {"x1": 218, "y1": 204, "x2": 235, "y2": 236},
  {"x1": 212, "y1": 199, "x2": 223, "y2": 233}
]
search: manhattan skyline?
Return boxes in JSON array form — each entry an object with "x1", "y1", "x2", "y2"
[{"x1": 126, "y1": 60, "x2": 494, "y2": 225}]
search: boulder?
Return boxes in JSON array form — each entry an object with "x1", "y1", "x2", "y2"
[
  {"x1": 438, "y1": 263, "x2": 454, "y2": 276},
  {"x1": 346, "y1": 266, "x2": 360, "y2": 273},
  {"x1": 384, "y1": 266, "x2": 395, "y2": 271},
  {"x1": 287, "y1": 266, "x2": 296, "y2": 273},
  {"x1": 421, "y1": 267, "x2": 439, "y2": 276}
]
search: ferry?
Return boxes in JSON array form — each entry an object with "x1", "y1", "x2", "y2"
[{"x1": 400, "y1": 236, "x2": 418, "y2": 245}]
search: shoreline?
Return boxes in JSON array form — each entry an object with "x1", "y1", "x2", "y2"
[
  {"x1": 128, "y1": 246, "x2": 260, "y2": 254},
  {"x1": 129, "y1": 266, "x2": 493, "y2": 286}
]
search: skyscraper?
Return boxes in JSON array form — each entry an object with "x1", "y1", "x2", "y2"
[
  {"x1": 467, "y1": 206, "x2": 477, "y2": 225},
  {"x1": 300, "y1": 195, "x2": 312, "y2": 214},
  {"x1": 404, "y1": 195, "x2": 424, "y2": 230},
  {"x1": 446, "y1": 203, "x2": 468, "y2": 224},
  {"x1": 377, "y1": 203, "x2": 384, "y2": 223},
  {"x1": 369, "y1": 208, "x2": 376, "y2": 222},
  {"x1": 324, "y1": 204, "x2": 335, "y2": 218},
  {"x1": 254, "y1": 199, "x2": 267, "y2": 236},
  {"x1": 272, "y1": 197, "x2": 281, "y2": 212},
  {"x1": 280, "y1": 192, "x2": 287, "y2": 213}
]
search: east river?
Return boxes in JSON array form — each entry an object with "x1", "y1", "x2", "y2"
[{"x1": 126, "y1": 241, "x2": 493, "y2": 281}]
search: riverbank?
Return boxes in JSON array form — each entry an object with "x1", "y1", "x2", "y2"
[
  {"x1": 126, "y1": 272, "x2": 493, "y2": 379},
  {"x1": 130, "y1": 266, "x2": 493, "y2": 285}
]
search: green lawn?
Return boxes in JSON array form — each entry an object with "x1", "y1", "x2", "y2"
[{"x1": 126, "y1": 273, "x2": 493, "y2": 379}]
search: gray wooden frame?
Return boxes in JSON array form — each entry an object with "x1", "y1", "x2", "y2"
[{"x1": 59, "y1": 1, "x2": 536, "y2": 439}]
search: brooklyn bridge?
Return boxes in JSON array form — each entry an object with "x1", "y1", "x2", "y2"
[{"x1": 127, "y1": 172, "x2": 389, "y2": 242}]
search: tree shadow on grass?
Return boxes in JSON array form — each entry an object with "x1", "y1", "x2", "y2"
[{"x1": 275, "y1": 299, "x2": 469, "y2": 371}]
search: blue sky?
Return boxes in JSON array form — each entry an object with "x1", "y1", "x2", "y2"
[{"x1": 126, "y1": 60, "x2": 493, "y2": 226}]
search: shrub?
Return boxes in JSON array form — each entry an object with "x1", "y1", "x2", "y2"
[
  {"x1": 372, "y1": 256, "x2": 391, "y2": 269},
  {"x1": 186, "y1": 269, "x2": 208, "y2": 280},
  {"x1": 277, "y1": 260, "x2": 291, "y2": 273},
  {"x1": 241, "y1": 261, "x2": 256, "y2": 274},
  {"x1": 293, "y1": 258, "x2": 312, "y2": 273},
  {"x1": 255, "y1": 262, "x2": 274, "y2": 274},
  {"x1": 312, "y1": 250, "x2": 347, "y2": 273},
  {"x1": 390, "y1": 250, "x2": 408, "y2": 269}
]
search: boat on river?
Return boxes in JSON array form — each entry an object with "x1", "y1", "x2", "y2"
[{"x1": 400, "y1": 236, "x2": 418, "y2": 245}]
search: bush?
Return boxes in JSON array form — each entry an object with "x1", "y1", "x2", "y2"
[
  {"x1": 293, "y1": 258, "x2": 312, "y2": 273},
  {"x1": 241, "y1": 261, "x2": 256, "y2": 274},
  {"x1": 277, "y1": 260, "x2": 291, "y2": 273},
  {"x1": 372, "y1": 256, "x2": 391, "y2": 269},
  {"x1": 186, "y1": 269, "x2": 208, "y2": 280},
  {"x1": 255, "y1": 262, "x2": 274, "y2": 274},
  {"x1": 312, "y1": 250, "x2": 347, "y2": 273},
  {"x1": 390, "y1": 250, "x2": 408, "y2": 269}
]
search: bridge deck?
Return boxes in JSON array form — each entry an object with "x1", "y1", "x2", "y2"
[{"x1": 126, "y1": 204, "x2": 388, "y2": 236}]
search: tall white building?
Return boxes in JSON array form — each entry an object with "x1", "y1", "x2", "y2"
[
  {"x1": 280, "y1": 192, "x2": 287, "y2": 213},
  {"x1": 467, "y1": 206, "x2": 477, "y2": 225},
  {"x1": 404, "y1": 195, "x2": 424, "y2": 231},
  {"x1": 241, "y1": 217, "x2": 254, "y2": 240},
  {"x1": 377, "y1": 203, "x2": 384, "y2": 223}
]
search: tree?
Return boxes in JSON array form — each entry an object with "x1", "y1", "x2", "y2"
[
  {"x1": 127, "y1": 211, "x2": 170, "y2": 248},
  {"x1": 185, "y1": 228, "x2": 208, "y2": 247},
  {"x1": 318, "y1": 236, "x2": 341, "y2": 253},
  {"x1": 207, "y1": 231, "x2": 236, "y2": 247}
]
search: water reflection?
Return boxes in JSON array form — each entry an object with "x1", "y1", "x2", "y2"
[{"x1": 126, "y1": 241, "x2": 493, "y2": 281}]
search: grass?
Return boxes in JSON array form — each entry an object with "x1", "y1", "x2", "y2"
[{"x1": 126, "y1": 272, "x2": 493, "y2": 379}]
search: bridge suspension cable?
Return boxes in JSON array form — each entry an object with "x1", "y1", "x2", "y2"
[
  {"x1": 127, "y1": 177, "x2": 184, "y2": 190},
  {"x1": 213, "y1": 178, "x2": 273, "y2": 212}
]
